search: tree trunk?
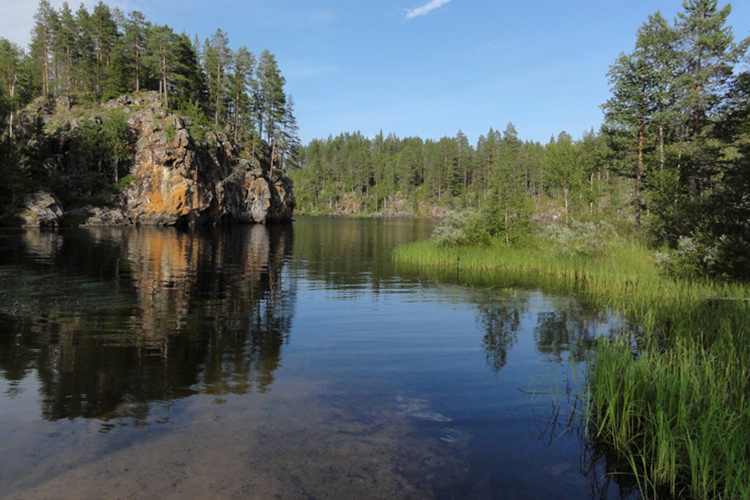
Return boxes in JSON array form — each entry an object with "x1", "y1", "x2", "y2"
[
  {"x1": 8, "y1": 75, "x2": 15, "y2": 138},
  {"x1": 162, "y1": 47, "x2": 168, "y2": 108},
  {"x1": 43, "y1": 32, "x2": 50, "y2": 95},
  {"x1": 214, "y1": 62, "x2": 221, "y2": 126},
  {"x1": 636, "y1": 122, "x2": 643, "y2": 230},
  {"x1": 135, "y1": 41, "x2": 140, "y2": 92},
  {"x1": 234, "y1": 90, "x2": 240, "y2": 141},
  {"x1": 659, "y1": 124, "x2": 665, "y2": 170}
]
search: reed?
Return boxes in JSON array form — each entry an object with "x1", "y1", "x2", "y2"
[{"x1": 393, "y1": 237, "x2": 750, "y2": 499}]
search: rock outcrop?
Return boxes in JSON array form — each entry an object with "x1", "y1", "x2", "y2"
[
  {"x1": 4, "y1": 92, "x2": 295, "y2": 227},
  {"x1": 0, "y1": 191, "x2": 65, "y2": 228},
  {"x1": 111, "y1": 93, "x2": 295, "y2": 226}
]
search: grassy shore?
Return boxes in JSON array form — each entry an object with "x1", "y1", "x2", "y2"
[{"x1": 393, "y1": 238, "x2": 750, "y2": 499}]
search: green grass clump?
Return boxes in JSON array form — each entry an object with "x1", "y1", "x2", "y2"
[{"x1": 393, "y1": 236, "x2": 750, "y2": 499}]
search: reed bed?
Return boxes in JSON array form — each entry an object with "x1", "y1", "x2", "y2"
[{"x1": 393, "y1": 238, "x2": 750, "y2": 499}]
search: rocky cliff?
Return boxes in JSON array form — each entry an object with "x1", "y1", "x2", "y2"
[{"x1": 2, "y1": 92, "x2": 295, "y2": 227}]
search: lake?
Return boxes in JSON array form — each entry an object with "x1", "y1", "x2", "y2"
[{"x1": 0, "y1": 217, "x2": 637, "y2": 499}]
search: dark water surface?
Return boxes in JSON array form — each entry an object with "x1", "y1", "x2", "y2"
[{"x1": 0, "y1": 217, "x2": 636, "y2": 499}]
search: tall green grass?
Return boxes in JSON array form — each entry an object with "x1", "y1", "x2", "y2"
[{"x1": 394, "y1": 238, "x2": 750, "y2": 499}]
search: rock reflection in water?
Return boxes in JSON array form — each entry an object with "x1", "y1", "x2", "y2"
[{"x1": 0, "y1": 224, "x2": 296, "y2": 423}]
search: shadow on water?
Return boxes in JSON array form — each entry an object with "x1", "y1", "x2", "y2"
[{"x1": 0, "y1": 224, "x2": 296, "y2": 423}]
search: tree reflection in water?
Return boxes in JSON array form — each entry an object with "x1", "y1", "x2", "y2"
[
  {"x1": 0, "y1": 224, "x2": 296, "y2": 424},
  {"x1": 473, "y1": 290, "x2": 527, "y2": 372}
]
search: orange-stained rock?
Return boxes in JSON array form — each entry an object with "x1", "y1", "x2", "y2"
[{"x1": 114, "y1": 93, "x2": 295, "y2": 226}]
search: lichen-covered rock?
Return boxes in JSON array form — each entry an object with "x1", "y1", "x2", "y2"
[
  {"x1": 117, "y1": 95, "x2": 295, "y2": 225},
  {"x1": 0, "y1": 191, "x2": 65, "y2": 227}
]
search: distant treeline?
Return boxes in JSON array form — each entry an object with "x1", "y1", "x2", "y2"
[
  {"x1": 292, "y1": 126, "x2": 624, "y2": 219},
  {"x1": 0, "y1": 0, "x2": 300, "y2": 206}
]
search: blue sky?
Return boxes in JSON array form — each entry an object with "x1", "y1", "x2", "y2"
[{"x1": 3, "y1": 0, "x2": 750, "y2": 145}]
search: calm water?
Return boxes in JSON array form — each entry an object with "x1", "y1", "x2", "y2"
[{"x1": 0, "y1": 217, "x2": 637, "y2": 500}]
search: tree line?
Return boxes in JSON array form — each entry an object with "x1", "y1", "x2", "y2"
[
  {"x1": 0, "y1": 0, "x2": 300, "y2": 207},
  {"x1": 292, "y1": 126, "x2": 626, "y2": 220}
]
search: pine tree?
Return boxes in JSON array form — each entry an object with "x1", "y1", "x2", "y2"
[
  {"x1": 675, "y1": 0, "x2": 750, "y2": 198},
  {"x1": 255, "y1": 50, "x2": 286, "y2": 145},
  {"x1": 123, "y1": 11, "x2": 148, "y2": 93},
  {"x1": 30, "y1": 0, "x2": 56, "y2": 96},
  {"x1": 90, "y1": 2, "x2": 118, "y2": 97},
  {"x1": 54, "y1": 2, "x2": 78, "y2": 95},
  {"x1": 229, "y1": 46, "x2": 255, "y2": 142},
  {"x1": 202, "y1": 29, "x2": 231, "y2": 126},
  {"x1": 146, "y1": 25, "x2": 177, "y2": 107},
  {"x1": 602, "y1": 12, "x2": 682, "y2": 229},
  {"x1": 0, "y1": 39, "x2": 25, "y2": 137}
]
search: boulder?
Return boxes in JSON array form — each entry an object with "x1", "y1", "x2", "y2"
[{"x1": 0, "y1": 191, "x2": 65, "y2": 227}]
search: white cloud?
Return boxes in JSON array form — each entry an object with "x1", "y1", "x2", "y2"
[{"x1": 405, "y1": 0, "x2": 453, "y2": 19}]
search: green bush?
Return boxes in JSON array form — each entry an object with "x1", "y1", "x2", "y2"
[
  {"x1": 655, "y1": 233, "x2": 745, "y2": 280},
  {"x1": 539, "y1": 220, "x2": 618, "y2": 257},
  {"x1": 113, "y1": 174, "x2": 135, "y2": 193},
  {"x1": 431, "y1": 201, "x2": 533, "y2": 248},
  {"x1": 431, "y1": 210, "x2": 480, "y2": 246}
]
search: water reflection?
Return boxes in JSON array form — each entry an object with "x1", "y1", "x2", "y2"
[
  {"x1": 470, "y1": 289, "x2": 625, "y2": 373},
  {"x1": 473, "y1": 290, "x2": 526, "y2": 372},
  {"x1": 0, "y1": 224, "x2": 296, "y2": 423},
  {"x1": 291, "y1": 216, "x2": 434, "y2": 293},
  {"x1": 0, "y1": 219, "x2": 640, "y2": 500}
]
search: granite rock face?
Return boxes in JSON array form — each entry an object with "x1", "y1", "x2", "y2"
[
  {"x1": 112, "y1": 93, "x2": 295, "y2": 226},
  {"x1": 0, "y1": 191, "x2": 65, "y2": 227}
]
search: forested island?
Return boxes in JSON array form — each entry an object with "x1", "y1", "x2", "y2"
[{"x1": 0, "y1": 1, "x2": 298, "y2": 226}]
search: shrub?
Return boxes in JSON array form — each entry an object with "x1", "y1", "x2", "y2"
[
  {"x1": 539, "y1": 220, "x2": 618, "y2": 257},
  {"x1": 113, "y1": 174, "x2": 135, "y2": 193},
  {"x1": 655, "y1": 234, "x2": 745, "y2": 280},
  {"x1": 431, "y1": 210, "x2": 479, "y2": 246}
]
